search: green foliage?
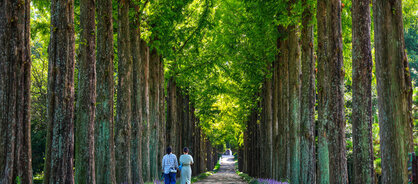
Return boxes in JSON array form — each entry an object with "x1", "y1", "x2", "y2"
[
  {"x1": 15, "y1": 176, "x2": 21, "y2": 184},
  {"x1": 30, "y1": 5, "x2": 50, "y2": 176},
  {"x1": 27, "y1": 0, "x2": 417, "y2": 178}
]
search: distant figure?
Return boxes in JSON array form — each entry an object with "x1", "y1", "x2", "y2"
[
  {"x1": 162, "y1": 146, "x2": 178, "y2": 184},
  {"x1": 179, "y1": 147, "x2": 194, "y2": 184}
]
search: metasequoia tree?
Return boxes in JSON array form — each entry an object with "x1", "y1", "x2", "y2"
[
  {"x1": 167, "y1": 77, "x2": 179, "y2": 155},
  {"x1": 140, "y1": 39, "x2": 151, "y2": 182},
  {"x1": 115, "y1": 0, "x2": 132, "y2": 182},
  {"x1": 277, "y1": 26, "x2": 290, "y2": 181},
  {"x1": 299, "y1": 0, "x2": 316, "y2": 182},
  {"x1": 43, "y1": 0, "x2": 76, "y2": 183},
  {"x1": 325, "y1": 0, "x2": 348, "y2": 182},
  {"x1": 373, "y1": 0, "x2": 414, "y2": 182},
  {"x1": 272, "y1": 58, "x2": 279, "y2": 180},
  {"x1": 95, "y1": 0, "x2": 116, "y2": 182},
  {"x1": 0, "y1": 0, "x2": 33, "y2": 183},
  {"x1": 261, "y1": 67, "x2": 273, "y2": 178},
  {"x1": 351, "y1": 0, "x2": 374, "y2": 183},
  {"x1": 316, "y1": 0, "x2": 330, "y2": 182},
  {"x1": 75, "y1": 0, "x2": 97, "y2": 182},
  {"x1": 131, "y1": 7, "x2": 143, "y2": 183},
  {"x1": 288, "y1": 22, "x2": 301, "y2": 184},
  {"x1": 149, "y1": 48, "x2": 160, "y2": 179}
]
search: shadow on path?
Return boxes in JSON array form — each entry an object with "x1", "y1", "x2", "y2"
[{"x1": 193, "y1": 155, "x2": 246, "y2": 184}]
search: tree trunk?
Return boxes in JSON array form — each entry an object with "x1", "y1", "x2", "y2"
[
  {"x1": 263, "y1": 66, "x2": 273, "y2": 178},
  {"x1": 95, "y1": 0, "x2": 116, "y2": 182},
  {"x1": 115, "y1": 0, "x2": 132, "y2": 182},
  {"x1": 43, "y1": 0, "x2": 76, "y2": 183},
  {"x1": 149, "y1": 49, "x2": 160, "y2": 179},
  {"x1": 140, "y1": 39, "x2": 151, "y2": 182},
  {"x1": 300, "y1": 0, "x2": 316, "y2": 182},
  {"x1": 272, "y1": 56, "x2": 279, "y2": 180},
  {"x1": 373, "y1": 0, "x2": 414, "y2": 182},
  {"x1": 277, "y1": 26, "x2": 290, "y2": 181},
  {"x1": 288, "y1": 24, "x2": 301, "y2": 184},
  {"x1": 316, "y1": 0, "x2": 330, "y2": 182},
  {"x1": 351, "y1": 0, "x2": 374, "y2": 183},
  {"x1": 131, "y1": 19, "x2": 143, "y2": 184},
  {"x1": 158, "y1": 56, "x2": 165, "y2": 176},
  {"x1": 167, "y1": 77, "x2": 178, "y2": 154},
  {"x1": 75, "y1": 0, "x2": 96, "y2": 182},
  {"x1": 0, "y1": 0, "x2": 33, "y2": 183},
  {"x1": 326, "y1": 0, "x2": 348, "y2": 182}
]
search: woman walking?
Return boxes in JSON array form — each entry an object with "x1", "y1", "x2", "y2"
[
  {"x1": 179, "y1": 147, "x2": 194, "y2": 184},
  {"x1": 162, "y1": 147, "x2": 179, "y2": 184}
]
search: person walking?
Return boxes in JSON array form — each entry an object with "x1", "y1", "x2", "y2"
[
  {"x1": 179, "y1": 147, "x2": 194, "y2": 184},
  {"x1": 162, "y1": 146, "x2": 179, "y2": 184}
]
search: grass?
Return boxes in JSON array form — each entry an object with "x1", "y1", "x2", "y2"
[
  {"x1": 233, "y1": 156, "x2": 288, "y2": 184},
  {"x1": 191, "y1": 157, "x2": 221, "y2": 182}
]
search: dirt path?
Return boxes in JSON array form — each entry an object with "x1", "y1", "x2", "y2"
[{"x1": 193, "y1": 155, "x2": 247, "y2": 184}]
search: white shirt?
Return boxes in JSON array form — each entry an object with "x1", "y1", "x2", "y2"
[{"x1": 162, "y1": 153, "x2": 178, "y2": 174}]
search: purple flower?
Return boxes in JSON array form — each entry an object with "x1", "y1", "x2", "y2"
[{"x1": 256, "y1": 178, "x2": 288, "y2": 184}]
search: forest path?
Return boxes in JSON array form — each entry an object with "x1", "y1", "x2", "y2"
[{"x1": 193, "y1": 155, "x2": 247, "y2": 184}]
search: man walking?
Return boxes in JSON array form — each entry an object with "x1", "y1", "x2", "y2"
[{"x1": 162, "y1": 147, "x2": 178, "y2": 184}]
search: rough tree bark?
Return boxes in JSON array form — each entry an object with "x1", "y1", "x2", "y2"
[
  {"x1": 351, "y1": 0, "x2": 374, "y2": 183},
  {"x1": 43, "y1": 0, "x2": 76, "y2": 183},
  {"x1": 131, "y1": 16, "x2": 143, "y2": 184},
  {"x1": 115, "y1": 0, "x2": 132, "y2": 183},
  {"x1": 277, "y1": 26, "x2": 290, "y2": 181},
  {"x1": 300, "y1": 0, "x2": 316, "y2": 182},
  {"x1": 288, "y1": 24, "x2": 301, "y2": 184},
  {"x1": 316, "y1": 0, "x2": 330, "y2": 182},
  {"x1": 373, "y1": 0, "x2": 414, "y2": 182},
  {"x1": 95, "y1": 0, "x2": 116, "y2": 182},
  {"x1": 149, "y1": 49, "x2": 160, "y2": 179},
  {"x1": 272, "y1": 59, "x2": 278, "y2": 180},
  {"x1": 158, "y1": 56, "x2": 165, "y2": 176},
  {"x1": 75, "y1": 0, "x2": 97, "y2": 183},
  {"x1": 0, "y1": 0, "x2": 33, "y2": 183},
  {"x1": 140, "y1": 39, "x2": 151, "y2": 182},
  {"x1": 167, "y1": 77, "x2": 178, "y2": 154},
  {"x1": 326, "y1": 0, "x2": 348, "y2": 182},
  {"x1": 263, "y1": 65, "x2": 273, "y2": 179}
]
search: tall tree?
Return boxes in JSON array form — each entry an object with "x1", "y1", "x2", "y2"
[
  {"x1": 95, "y1": 0, "x2": 116, "y2": 182},
  {"x1": 140, "y1": 39, "x2": 151, "y2": 182},
  {"x1": 299, "y1": 0, "x2": 316, "y2": 182},
  {"x1": 325, "y1": 0, "x2": 348, "y2": 182},
  {"x1": 277, "y1": 27, "x2": 290, "y2": 181},
  {"x1": 158, "y1": 55, "x2": 166, "y2": 173},
  {"x1": 272, "y1": 59, "x2": 279, "y2": 180},
  {"x1": 316, "y1": 0, "x2": 330, "y2": 182},
  {"x1": 149, "y1": 49, "x2": 160, "y2": 179},
  {"x1": 131, "y1": 9, "x2": 143, "y2": 183},
  {"x1": 167, "y1": 77, "x2": 179, "y2": 155},
  {"x1": 261, "y1": 72, "x2": 273, "y2": 178},
  {"x1": 288, "y1": 24, "x2": 301, "y2": 184},
  {"x1": 43, "y1": 0, "x2": 76, "y2": 183},
  {"x1": 115, "y1": 0, "x2": 132, "y2": 183},
  {"x1": 351, "y1": 0, "x2": 374, "y2": 183},
  {"x1": 373, "y1": 0, "x2": 414, "y2": 182},
  {"x1": 75, "y1": 0, "x2": 97, "y2": 182},
  {"x1": 0, "y1": 0, "x2": 33, "y2": 183}
]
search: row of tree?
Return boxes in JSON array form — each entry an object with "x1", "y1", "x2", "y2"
[
  {"x1": 0, "y1": 0, "x2": 217, "y2": 183},
  {"x1": 239, "y1": 0, "x2": 413, "y2": 183},
  {"x1": 166, "y1": 83, "x2": 218, "y2": 175}
]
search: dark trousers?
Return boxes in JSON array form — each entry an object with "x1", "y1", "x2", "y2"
[{"x1": 164, "y1": 172, "x2": 176, "y2": 184}]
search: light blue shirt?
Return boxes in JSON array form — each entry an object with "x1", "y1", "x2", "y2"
[{"x1": 162, "y1": 153, "x2": 178, "y2": 174}]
